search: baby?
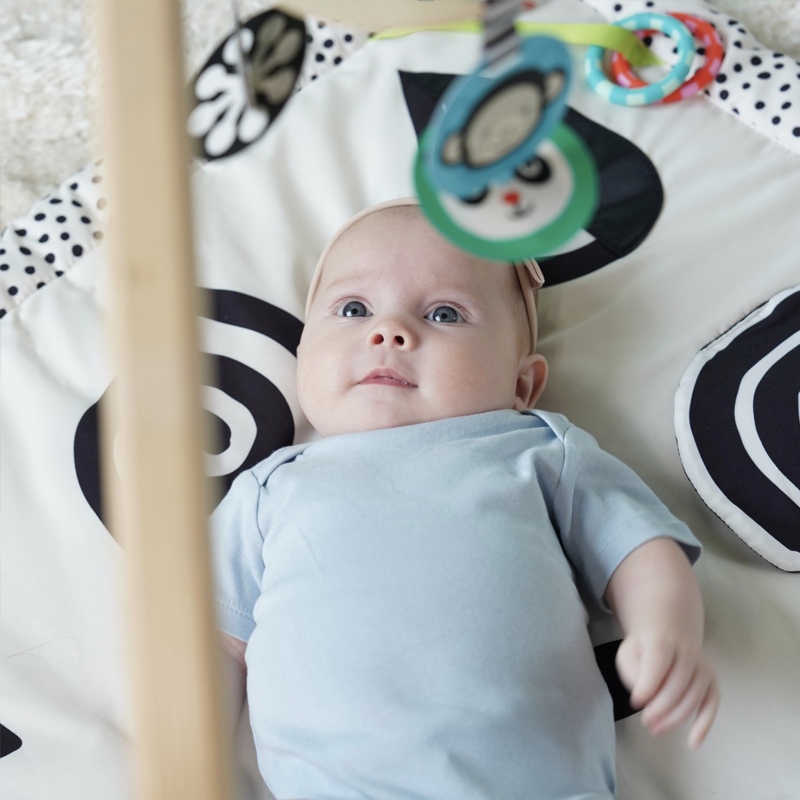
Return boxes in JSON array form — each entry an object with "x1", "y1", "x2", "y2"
[{"x1": 211, "y1": 198, "x2": 719, "y2": 800}]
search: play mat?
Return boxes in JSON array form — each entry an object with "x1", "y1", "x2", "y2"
[{"x1": 2, "y1": 0, "x2": 800, "y2": 797}]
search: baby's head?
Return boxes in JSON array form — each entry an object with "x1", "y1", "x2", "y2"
[{"x1": 297, "y1": 198, "x2": 548, "y2": 437}]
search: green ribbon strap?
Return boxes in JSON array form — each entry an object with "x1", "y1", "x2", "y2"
[{"x1": 373, "y1": 21, "x2": 662, "y2": 67}]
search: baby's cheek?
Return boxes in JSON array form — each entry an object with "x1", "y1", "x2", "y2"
[
  {"x1": 295, "y1": 351, "x2": 324, "y2": 420},
  {"x1": 296, "y1": 348, "x2": 345, "y2": 434},
  {"x1": 434, "y1": 365, "x2": 497, "y2": 413}
]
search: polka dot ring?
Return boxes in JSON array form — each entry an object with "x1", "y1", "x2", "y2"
[
  {"x1": 584, "y1": 13, "x2": 695, "y2": 106},
  {"x1": 610, "y1": 13, "x2": 725, "y2": 103}
]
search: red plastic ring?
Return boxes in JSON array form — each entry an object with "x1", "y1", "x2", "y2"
[{"x1": 610, "y1": 13, "x2": 724, "y2": 104}]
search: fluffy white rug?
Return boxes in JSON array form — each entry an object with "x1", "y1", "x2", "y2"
[{"x1": 1, "y1": 0, "x2": 800, "y2": 232}]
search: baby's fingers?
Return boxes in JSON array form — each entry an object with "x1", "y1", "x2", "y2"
[
  {"x1": 644, "y1": 666, "x2": 709, "y2": 736},
  {"x1": 687, "y1": 677, "x2": 720, "y2": 749},
  {"x1": 625, "y1": 640, "x2": 676, "y2": 709},
  {"x1": 640, "y1": 652, "x2": 696, "y2": 729}
]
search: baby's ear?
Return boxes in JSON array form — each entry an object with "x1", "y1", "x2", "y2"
[{"x1": 513, "y1": 353, "x2": 548, "y2": 410}]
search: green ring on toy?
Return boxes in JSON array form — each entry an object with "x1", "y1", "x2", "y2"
[
  {"x1": 584, "y1": 12, "x2": 695, "y2": 106},
  {"x1": 414, "y1": 122, "x2": 598, "y2": 261}
]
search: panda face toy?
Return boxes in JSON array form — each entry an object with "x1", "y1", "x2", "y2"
[
  {"x1": 442, "y1": 71, "x2": 565, "y2": 169},
  {"x1": 440, "y1": 143, "x2": 572, "y2": 241},
  {"x1": 415, "y1": 121, "x2": 598, "y2": 261}
]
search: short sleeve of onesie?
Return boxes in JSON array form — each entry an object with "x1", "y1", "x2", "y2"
[
  {"x1": 543, "y1": 413, "x2": 701, "y2": 609},
  {"x1": 209, "y1": 469, "x2": 266, "y2": 642}
]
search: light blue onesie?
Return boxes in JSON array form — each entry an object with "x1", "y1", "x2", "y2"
[{"x1": 211, "y1": 409, "x2": 701, "y2": 800}]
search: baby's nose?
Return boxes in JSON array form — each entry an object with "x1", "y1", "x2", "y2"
[
  {"x1": 367, "y1": 317, "x2": 414, "y2": 348},
  {"x1": 370, "y1": 330, "x2": 406, "y2": 347}
]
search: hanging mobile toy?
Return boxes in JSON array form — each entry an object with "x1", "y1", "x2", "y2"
[{"x1": 415, "y1": 0, "x2": 598, "y2": 261}]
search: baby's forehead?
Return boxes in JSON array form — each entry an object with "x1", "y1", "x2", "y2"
[
  {"x1": 332, "y1": 205, "x2": 429, "y2": 251},
  {"x1": 329, "y1": 208, "x2": 502, "y2": 280},
  {"x1": 306, "y1": 203, "x2": 525, "y2": 323}
]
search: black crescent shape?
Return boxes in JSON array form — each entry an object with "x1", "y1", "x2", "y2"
[
  {"x1": 0, "y1": 723, "x2": 23, "y2": 758},
  {"x1": 593, "y1": 640, "x2": 636, "y2": 721},
  {"x1": 205, "y1": 407, "x2": 233, "y2": 456},
  {"x1": 689, "y1": 292, "x2": 800, "y2": 551},
  {"x1": 558, "y1": 107, "x2": 663, "y2": 256},
  {"x1": 535, "y1": 239, "x2": 616, "y2": 287},
  {"x1": 754, "y1": 344, "x2": 800, "y2": 490},
  {"x1": 212, "y1": 355, "x2": 295, "y2": 495},
  {"x1": 201, "y1": 289, "x2": 304, "y2": 356},
  {"x1": 74, "y1": 396, "x2": 106, "y2": 526}
]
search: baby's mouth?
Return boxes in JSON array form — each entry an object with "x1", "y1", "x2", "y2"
[{"x1": 359, "y1": 368, "x2": 417, "y2": 388}]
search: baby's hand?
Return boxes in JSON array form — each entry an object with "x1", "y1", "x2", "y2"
[{"x1": 615, "y1": 630, "x2": 719, "y2": 748}]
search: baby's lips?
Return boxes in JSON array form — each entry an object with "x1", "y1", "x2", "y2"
[{"x1": 359, "y1": 367, "x2": 417, "y2": 387}]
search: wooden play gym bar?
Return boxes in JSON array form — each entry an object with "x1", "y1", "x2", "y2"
[{"x1": 93, "y1": 2, "x2": 478, "y2": 799}]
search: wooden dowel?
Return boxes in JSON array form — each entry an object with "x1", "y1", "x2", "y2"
[
  {"x1": 277, "y1": 0, "x2": 481, "y2": 28},
  {"x1": 93, "y1": 2, "x2": 233, "y2": 799}
]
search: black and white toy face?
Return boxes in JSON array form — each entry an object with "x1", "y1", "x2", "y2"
[{"x1": 440, "y1": 141, "x2": 572, "y2": 240}]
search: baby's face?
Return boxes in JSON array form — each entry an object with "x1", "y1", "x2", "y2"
[{"x1": 297, "y1": 210, "x2": 544, "y2": 437}]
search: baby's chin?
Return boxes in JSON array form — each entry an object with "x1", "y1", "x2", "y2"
[{"x1": 311, "y1": 402, "x2": 513, "y2": 438}]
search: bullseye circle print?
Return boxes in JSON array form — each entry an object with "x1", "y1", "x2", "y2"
[
  {"x1": 675, "y1": 284, "x2": 800, "y2": 571},
  {"x1": 74, "y1": 289, "x2": 307, "y2": 534}
]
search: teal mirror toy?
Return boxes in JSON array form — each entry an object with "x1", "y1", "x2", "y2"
[
  {"x1": 423, "y1": 34, "x2": 572, "y2": 198},
  {"x1": 416, "y1": 0, "x2": 598, "y2": 260}
]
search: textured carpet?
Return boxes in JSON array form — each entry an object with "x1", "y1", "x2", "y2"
[{"x1": 1, "y1": 0, "x2": 800, "y2": 232}]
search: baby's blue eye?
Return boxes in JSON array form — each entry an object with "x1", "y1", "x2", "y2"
[
  {"x1": 428, "y1": 305, "x2": 462, "y2": 324},
  {"x1": 338, "y1": 301, "x2": 369, "y2": 317}
]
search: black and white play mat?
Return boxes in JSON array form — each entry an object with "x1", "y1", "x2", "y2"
[{"x1": 2, "y1": 0, "x2": 800, "y2": 797}]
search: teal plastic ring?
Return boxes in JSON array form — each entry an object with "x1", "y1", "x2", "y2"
[{"x1": 584, "y1": 12, "x2": 695, "y2": 106}]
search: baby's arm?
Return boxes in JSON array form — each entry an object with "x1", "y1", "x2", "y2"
[
  {"x1": 603, "y1": 537, "x2": 719, "y2": 748},
  {"x1": 220, "y1": 632, "x2": 248, "y2": 738}
]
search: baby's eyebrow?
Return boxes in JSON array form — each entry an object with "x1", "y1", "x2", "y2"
[{"x1": 318, "y1": 273, "x2": 375, "y2": 296}]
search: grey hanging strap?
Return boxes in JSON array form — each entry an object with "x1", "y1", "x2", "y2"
[
  {"x1": 230, "y1": 0, "x2": 257, "y2": 107},
  {"x1": 483, "y1": 0, "x2": 522, "y2": 66}
]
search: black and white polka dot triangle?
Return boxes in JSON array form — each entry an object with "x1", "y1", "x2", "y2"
[
  {"x1": 0, "y1": 162, "x2": 109, "y2": 319},
  {"x1": 293, "y1": 15, "x2": 367, "y2": 93}
]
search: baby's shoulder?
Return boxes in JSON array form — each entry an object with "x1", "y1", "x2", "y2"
[
  {"x1": 520, "y1": 409, "x2": 574, "y2": 442},
  {"x1": 249, "y1": 442, "x2": 311, "y2": 486}
]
